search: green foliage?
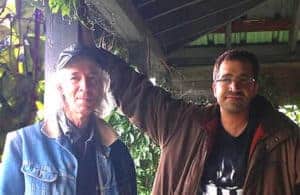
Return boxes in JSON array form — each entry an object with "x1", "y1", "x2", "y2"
[
  {"x1": 0, "y1": 2, "x2": 45, "y2": 153},
  {"x1": 279, "y1": 105, "x2": 300, "y2": 126},
  {"x1": 48, "y1": 0, "x2": 77, "y2": 18},
  {"x1": 34, "y1": 80, "x2": 45, "y2": 121},
  {"x1": 105, "y1": 110, "x2": 160, "y2": 195}
]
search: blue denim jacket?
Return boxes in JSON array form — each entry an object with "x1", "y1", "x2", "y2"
[{"x1": 0, "y1": 122, "x2": 137, "y2": 195}]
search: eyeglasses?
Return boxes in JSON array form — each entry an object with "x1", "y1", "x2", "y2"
[{"x1": 215, "y1": 76, "x2": 256, "y2": 86}]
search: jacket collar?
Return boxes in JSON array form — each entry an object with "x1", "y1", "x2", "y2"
[
  {"x1": 204, "y1": 95, "x2": 293, "y2": 154},
  {"x1": 249, "y1": 95, "x2": 294, "y2": 153},
  {"x1": 41, "y1": 113, "x2": 118, "y2": 147}
]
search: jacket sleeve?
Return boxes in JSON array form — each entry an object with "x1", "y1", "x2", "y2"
[
  {"x1": 0, "y1": 131, "x2": 25, "y2": 194},
  {"x1": 100, "y1": 52, "x2": 198, "y2": 147}
]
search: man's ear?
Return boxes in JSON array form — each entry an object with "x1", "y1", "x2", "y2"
[
  {"x1": 56, "y1": 84, "x2": 65, "y2": 99},
  {"x1": 212, "y1": 82, "x2": 217, "y2": 98},
  {"x1": 57, "y1": 84, "x2": 62, "y2": 93}
]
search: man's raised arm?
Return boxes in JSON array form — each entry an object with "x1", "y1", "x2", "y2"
[{"x1": 95, "y1": 48, "x2": 198, "y2": 147}]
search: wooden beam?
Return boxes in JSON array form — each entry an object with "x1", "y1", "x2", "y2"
[
  {"x1": 136, "y1": 0, "x2": 156, "y2": 9},
  {"x1": 87, "y1": 0, "x2": 165, "y2": 75},
  {"x1": 138, "y1": 0, "x2": 203, "y2": 20},
  {"x1": 44, "y1": 8, "x2": 80, "y2": 76},
  {"x1": 289, "y1": 0, "x2": 300, "y2": 53},
  {"x1": 215, "y1": 19, "x2": 291, "y2": 33},
  {"x1": 167, "y1": 44, "x2": 300, "y2": 67},
  {"x1": 225, "y1": 22, "x2": 232, "y2": 49},
  {"x1": 146, "y1": 0, "x2": 203, "y2": 21},
  {"x1": 150, "y1": 0, "x2": 242, "y2": 35},
  {"x1": 157, "y1": 0, "x2": 267, "y2": 53},
  {"x1": 127, "y1": 42, "x2": 148, "y2": 74}
]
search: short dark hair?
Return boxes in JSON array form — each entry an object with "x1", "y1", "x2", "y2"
[{"x1": 213, "y1": 49, "x2": 260, "y2": 81}]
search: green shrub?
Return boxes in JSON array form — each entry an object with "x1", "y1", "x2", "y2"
[
  {"x1": 279, "y1": 105, "x2": 300, "y2": 126},
  {"x1": 106, "y1": 110, "x2": 160, "y2": 195}
]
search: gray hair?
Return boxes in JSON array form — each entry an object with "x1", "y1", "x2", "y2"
[{"x1": 44, "y1": 64, "x2": 115, "y2": 120}]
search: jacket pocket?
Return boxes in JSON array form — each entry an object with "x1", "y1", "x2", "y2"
[{"x1": 21, "y1": 163, "x2": 59, "y2": 195}]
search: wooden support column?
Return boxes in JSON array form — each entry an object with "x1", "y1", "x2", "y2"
[
  {"x1": 128, "y1": 42, "x2": 148, "y2": 74},
  {"x1": 225, "y1": 22, "x2": 232, "y2": 49},
  {"x1": 44, "y1": 6, "x2": 94, "y2": 113},
  {"x1": 45, "y1": 9, "x2": 80, "y2": 77},
  {"x1": 289, "y1": 0, "x2": 300, "y2": 54}
]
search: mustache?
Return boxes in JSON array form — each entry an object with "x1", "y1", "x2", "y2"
[{"x1": 225, "y1": 91, "x2": 245, "y2": 97}]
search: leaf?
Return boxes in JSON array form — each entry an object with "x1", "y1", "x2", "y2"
[
  {"x1": 60, "y1": 4, "x2": 70, "y2": 17},
  {"x1": 51, "y1": 5, "x2": 61, "y2": 14},
  {"x1": 129, "y1": 133, "x2": 134, "y2": 143},
  {"x1": 18, "y1": 62, "x2": 24, "y2": 74},
  {"x1": 48, "y1": 0, "x2": 58, "y2": 10},
  {"x1": 102, "y1": 104, "x2": 160, "y2": 194},
  {"x1": 0, "y1": 68, "x2": 5, "y2": 78},
  {"x1": 35, "y1": 100, "x2": 44, "y2": 110}
]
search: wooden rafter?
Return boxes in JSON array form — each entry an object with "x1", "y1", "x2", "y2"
[
  {"x1": 138, "y1": 0, "x2": 203, "y2": 20},
  {"x1": 158, "y1": 0, "x2": 267, "y2": 53},
  {"x1": 145, "y1": 0, "x2": 203, "y2": 21},
  {"x1": 136, "y1": 0, "x2": 156, "y2": 9},
  {"x1": 150, "y1": 0, "x2": 240, "y2": 35}
]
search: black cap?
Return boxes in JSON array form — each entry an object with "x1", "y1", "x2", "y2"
[{"x1": 55, "y1": 44, "x2": 102, "y2": 71}]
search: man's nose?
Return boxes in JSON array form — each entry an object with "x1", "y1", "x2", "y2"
[
  {"x1": 229, "y1": 79, "x2": 242, "y2": 91},
  {"x1": 79, "y1": 78, "x2": 90, "y2": 91}
]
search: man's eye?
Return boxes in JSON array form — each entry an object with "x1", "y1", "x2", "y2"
[
  {"x1": 221, "y1": 78, "x2": 231, "y2": 83},
  {"x1": 239, "y1": 78, "x2": 249, "y2": 83}
]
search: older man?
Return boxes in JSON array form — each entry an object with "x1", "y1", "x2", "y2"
[
  {"x1": 0, "y1": 44, "x2": 137, "y2": 195},
  {"x1": 97, "y1": 49, "x2": 300, "y2": 195}
]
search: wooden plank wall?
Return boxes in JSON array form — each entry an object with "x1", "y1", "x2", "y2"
[{"x1": 168, "y1": 62, "x2": 300, "y2": 105}]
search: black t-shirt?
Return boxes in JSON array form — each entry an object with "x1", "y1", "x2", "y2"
[{"x1": 200, "y1": 116, "x2": 258, "y2": 195}]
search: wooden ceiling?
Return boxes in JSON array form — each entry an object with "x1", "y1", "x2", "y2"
[
  {"x1": 88, "y1": 0, "x2": 300, "y2": 69},
  {"x1": 133, "y1": 0, "x2": 270, "y2": 53},
  {"x1": 132, "y1": 0, "x2": 299, "y2": 52}
]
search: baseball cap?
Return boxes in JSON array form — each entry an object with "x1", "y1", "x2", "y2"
[{"x1": 55, "y1": 44, "x2": 102, "y2": 71}]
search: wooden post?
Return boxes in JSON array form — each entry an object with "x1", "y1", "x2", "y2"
[
  {"x1": 225, "y1": 22, "x2": 232, "y2": 49},
  {"x1": 289, "y1": 0, "x2": 300, "y2": 54},
  {"x1": 44, "y1": 6, "x2": 94, "y2": 113},
  {"x1": 128, "y1": 41, "x2": 149, "y2": 74}
]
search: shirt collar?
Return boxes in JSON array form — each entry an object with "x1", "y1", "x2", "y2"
[{"x1": 57, "y1": 110, "x2": 95, "y2": 143}]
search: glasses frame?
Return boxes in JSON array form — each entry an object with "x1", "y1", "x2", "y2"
[{"x1": 214, "y1": 76, "x2": 256, "y2": 86}]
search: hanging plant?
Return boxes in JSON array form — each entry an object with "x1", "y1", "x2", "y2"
[{"x1": 48, "y1": 0, "x2": 78, "y2": 18}]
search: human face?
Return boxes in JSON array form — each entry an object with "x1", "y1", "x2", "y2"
[
  {"x1": 58, "y1": 58, "x2": 103, "y2": 118},
  {"x1": 212, "y1": 60, "x2": 258, "y2": 114}
]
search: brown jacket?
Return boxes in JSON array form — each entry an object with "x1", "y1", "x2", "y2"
[{"x1": 102, "y1": 57, "x2": 300, "y2": 195}]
